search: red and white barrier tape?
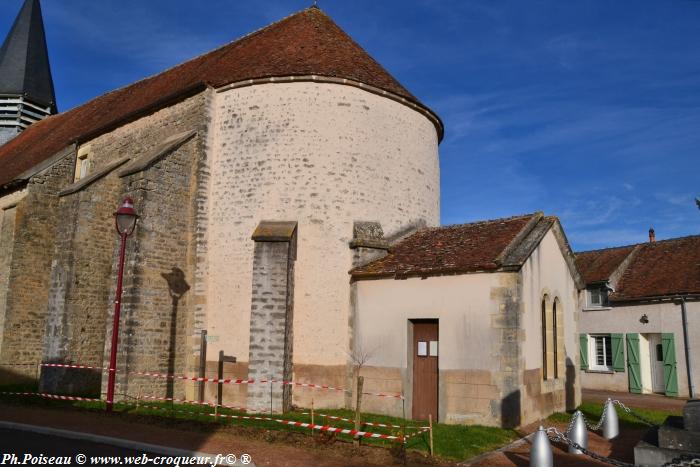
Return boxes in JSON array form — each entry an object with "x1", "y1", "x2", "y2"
[
  {"x1": 139, "y1": 405, "x2": 400, "y2": 440},
  {"x1": 0, "y1": 391, "x2": 101, "y2": 402},
  {"x1": 40, "y1": 363, "x2": 404, "y2": 399},
  {"x1": 0, "y1": 391, "x2": 409, "y2": 442},
  {"x1": 41, "y1": 363, "x2": 105, "y2": 371},
  {"x1": 301, "y1": 412, "x2": 424, "y2": 430}
]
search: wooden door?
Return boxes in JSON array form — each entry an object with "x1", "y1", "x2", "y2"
[{"x1": 412, "y1": 320, "x2": 438, "y2": 420}]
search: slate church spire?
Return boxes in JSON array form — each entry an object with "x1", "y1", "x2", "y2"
[{"x1": 0, "y1": 0, "x2": 56, "y2": 146}]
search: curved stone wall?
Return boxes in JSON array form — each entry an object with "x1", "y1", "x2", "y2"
[{"x1": 206, "y1": 81, "x2": 440, "y2": 369}]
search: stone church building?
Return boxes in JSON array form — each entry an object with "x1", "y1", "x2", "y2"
[{"x1": 0, "y1": 1, "x2": 583, "y2": 427}]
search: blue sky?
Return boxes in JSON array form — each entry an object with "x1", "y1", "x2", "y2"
[{"x1": 2, "y1": 0, "x2": 699, "y2": 251}]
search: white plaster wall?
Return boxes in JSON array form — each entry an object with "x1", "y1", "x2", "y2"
[
  {"x1": 520, "y1": 230, "x2": 580, "y2": 371},
  {"x1": 355, "y1": 273, "x2": 512, "y2": 371},
  {"x1": 206, "y1": 82, "x2": 440, "y2": 366},
  {"x1": 579, "y1": 301, "x2": 698, "y2": 397}
]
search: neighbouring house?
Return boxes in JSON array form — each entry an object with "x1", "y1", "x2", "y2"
[
  {"x1": 576, "y1": 231, "x2": 700, "y2": 399},
  {"x1": 350, "y1": 213, "x2": 584, "y2": 427}
]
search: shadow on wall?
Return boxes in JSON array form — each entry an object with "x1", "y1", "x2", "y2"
[
  {"x1": 502, "y1": 389, "x2": 521, "y2": 428},
  {"x1": 161, "y1": 266, "x2": 190, "y2": 399},
  {"x1": 0, "y1": 366, "x2": 38, "y2": 389},
  {"x1": 38, "y1": 365, "x2": 101, "y2": 397},
  {"x1": 566, "y1": 357, "x2": 576, "y2": 411}
]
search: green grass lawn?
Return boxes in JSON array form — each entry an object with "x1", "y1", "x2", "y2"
[
  {"x1": 548, "y1": 400, "x2": 679, "y2": 430},
  {"x1": 3, "y1": 386, "x2": 683, "y2": 461},
  {"x1": 0, "y1": 390, "x2": 518, "y2": 461}
]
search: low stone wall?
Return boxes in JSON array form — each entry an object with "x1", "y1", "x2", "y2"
[
  {"x1": 442, "y1": 369, "x2": 499, "y2": 426},
  {"x1": 521, "y1": 368, "x2": 567, "y2": 427},
  {"x1": 292, "y1": 363, "x2": 346, "y2": 410}
]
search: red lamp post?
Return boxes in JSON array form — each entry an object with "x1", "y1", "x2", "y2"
[{"x1": 106, "y1": 197, "x2": 139, "y2": 412}]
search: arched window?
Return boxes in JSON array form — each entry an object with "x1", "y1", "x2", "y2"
[
  {"x1": 541, "y1": 296, "x2": 548, "y2": 380},
  {"x1": 542, "y1": 294, "x2": 560, "y2": 380},
  {"x1": 553, "y1": 300, "x2": 558, "y2": 379}
]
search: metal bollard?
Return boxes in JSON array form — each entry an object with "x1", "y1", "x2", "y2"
[
  {"x1": 602, "y1": 398, "x2": 619, "y2": 440},
  {"x1": 531, "y1": 426, "x2": 553, "y2": 467},
  {"x1": 568, "y1": 410, "x2": 588, "y2": 454}
]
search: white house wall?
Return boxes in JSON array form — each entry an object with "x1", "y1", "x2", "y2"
[{"x1": 579, "y1": 301, "x2": 698, "y2": 397}]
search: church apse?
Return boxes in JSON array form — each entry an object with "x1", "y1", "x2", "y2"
[{"x1": 205, "y1": 81, "x2": 439, "y2": 410}]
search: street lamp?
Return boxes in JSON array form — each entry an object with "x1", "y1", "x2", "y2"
[{"x1": 106, "y1": 197, "x2": 138, "y2": 412}]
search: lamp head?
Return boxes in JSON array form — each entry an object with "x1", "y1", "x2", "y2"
[{"x1": 114, "y1": 197, "x2": 138, "y2": 236}]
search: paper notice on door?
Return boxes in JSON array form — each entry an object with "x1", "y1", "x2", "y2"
[
  {"x1": 417, "y1": 341, "x2": 427, "y2": 356},
  {"x1": 430, "y1": 340, "x2": 438, "y2": 356}
]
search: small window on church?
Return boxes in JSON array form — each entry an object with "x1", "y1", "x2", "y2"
[{"x1": 74, "y1": 146, "x2": 92, "y2": 181}]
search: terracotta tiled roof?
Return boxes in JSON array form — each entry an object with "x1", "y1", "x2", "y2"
[
  {"x1": 351, "y1": 214, "x2": 538, "y2": 279},
  {"x1": 0, "y1": 7, "x2": 440, "y2": 189},
  {"x1": 575, "y1": 245, "x2": 637, "y2": 284},
  {"x1": 611, "y1": 236, "x2": 700, "y2": 301}
]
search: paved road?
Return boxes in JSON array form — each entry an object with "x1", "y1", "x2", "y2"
[
  {"x1": 0, "y1": 427, "x2": 148, "y2": 456},
  {"x1": 0, "y1": 427, "x2": 256, "y2": 466}
]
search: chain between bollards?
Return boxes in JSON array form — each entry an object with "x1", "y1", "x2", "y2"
[
  {"x1": 529, "y1": 398, "x2": 697, "y2": 467},
  {"x1": 612, "y1": 399, "x2": 658, "y2": 427},
  {"x1": 544, "y1": 426, "x2": 635, "y2": 467}
]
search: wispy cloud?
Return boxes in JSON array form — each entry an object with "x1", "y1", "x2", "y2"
[{"x1": 44, "y1": 2, "x2": 220, "y2": 70}]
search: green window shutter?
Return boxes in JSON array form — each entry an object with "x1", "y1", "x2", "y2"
[
  {"x1": 626, "y1": 334, "x2": 642, "y2": 394},
  {"x1": 611, "y1": 333, "x2": 625, "y2": 372},
  {"x1": 662, "y1": 333, "x2": 679, "y2": 396},
  {"x1": 579, "y1": 334, "x2": 588, "y2": 370}
]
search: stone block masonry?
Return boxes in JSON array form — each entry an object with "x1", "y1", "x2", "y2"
[
  {"x1": 247, "y1": 221, "x2": 297, "y2": 413},
  {"x1": 0, "y1": 154, "x2": 74, "y2": 384},
  {"x1": 101, "y1": 94, "x2": 209, "y2": 400},
  {"x1": 36, "y1": 91, "x2": 210, "y2": 397}
]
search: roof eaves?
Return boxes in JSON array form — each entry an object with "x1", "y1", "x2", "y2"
[
  {"x1": 75, "y1": 83, "x2": 209, "y2": 146},
  {"x1": 13, "y1": 143, "x2": 75, "y2": 180},
  {"x1": 351, "y1": 263, "x2": 509, "y2": 281},
  {"x1": 610, "y1": 293, "x2": 700, "y2": 304}
]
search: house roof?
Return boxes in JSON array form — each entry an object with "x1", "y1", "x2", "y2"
[
  {"x1": 575, "y1": 244, "x2": 637, "y2": 284},
  {"x1": 0, "y1": 0, "x2": 56, "y2": 109},
  {"x1": 0, "y1": 7, "x2": 442, "y2": 189},
  {"x1": 351, "y1": 213, "x2": 581, "y2": 282},
  {"x1": 610, "y1": 236, "x2": 700, "y2": 301}
]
